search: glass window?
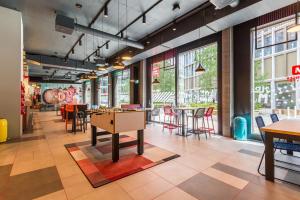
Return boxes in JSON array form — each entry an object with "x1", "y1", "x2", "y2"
[
  {"x1": 264, "y1": 34, "x2": 272, "y2": 56},
  {"x1": 275, "y1": 29, "x2": 285, "y2": 53},
  {"x1": 255, "y1": 37, "x2": 262, "y2": 58},
  {"x1": 251, "y1": 17, "x2": 300, "y2": 139},
  {"x1": 98, "y1": 76, "x2": 109, "y2": 106},
  {"x1": 114, "y1": 69, "x2": 130, "y2": 107},
  {"x1": 287, "y1": 32, "x2": 297, "y2": 49}
]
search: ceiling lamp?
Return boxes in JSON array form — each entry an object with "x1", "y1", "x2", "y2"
[
  {"x1": 122, "y1": 52, "x2": 132, "y2": 60},
  {"x1": 113, "y1": 61, "x2": 125, "y2": 70},
  {"x1": 104, "y1": 4, "x2": 108, "y2": 17},
  {"x1": 288, "y1": 14, "x2": 300, "y2": 33},
  {"x1": 88, "y1": 70, "x2": 98, "y2": 79},
  {"x1": 195, "y1": 62, "x2": 205, "y2": 73},
  {"x1": 80, "y1": 74, "x2": 89, "y2": 80},
  {"x1": 97, "y1": 66, "x2": 107, "y2": 71},
  {"x1": 152, "y1": 78, "x2": 160, "y2": 84},
  {"x1": 27, "y1": 59, "x2": 41, "y2": 66},
  {"x1": 142, "y1": 14, "x2": 146, "y2": 24}
]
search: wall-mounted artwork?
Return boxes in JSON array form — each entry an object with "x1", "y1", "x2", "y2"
[{"x1": 41, "y1": 84, "x2": 82, "y2": 104}]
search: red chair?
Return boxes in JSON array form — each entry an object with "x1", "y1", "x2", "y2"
[
  {"x1": 204, "y1": 107, "x2": 215, "y2": 135},
  {"x1": 163, "y1": 105, "x2": 180, "y2": 133}
]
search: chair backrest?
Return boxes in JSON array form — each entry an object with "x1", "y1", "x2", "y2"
[
  {"x1": 163, "y1": 105, "x2": 173, "y2": 115},
  {"x1": 195, "y1": 108, "x2": 206, "y2": 118},
  {"x1": 205, "y1": 107, "x2": 214, "y2": 117},
  {"x1": 255, "y1": 116, "x2": 266, "y2": 143},
  {"x1": 270, "y1": 113, "x2": 279, "y2": 123},
  {"x1": 152, "y1": 108, "x2": 160, "y2": 116},
  {"x1": 65, "y1": 105, "x2": 74, "y2": 112}
]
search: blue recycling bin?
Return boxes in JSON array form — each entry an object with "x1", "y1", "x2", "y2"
[{"x1": 233, "y1": 116, "x2": 247, "y2": 140}]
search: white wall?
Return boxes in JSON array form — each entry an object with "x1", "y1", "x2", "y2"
[{"x1": 0, "y1": 6, "x2": 23, "y2": 139}]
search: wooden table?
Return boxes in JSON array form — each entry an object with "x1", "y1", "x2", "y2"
[
  {"x1": 261, "y1": 119, "x2": 300, "y2": 181},
  {"x1": 174, "y1": 107, "x2": 197, "y2": 137},
  {"x1": 91, "y1": 110, "x2": 146, "y2": 162}
]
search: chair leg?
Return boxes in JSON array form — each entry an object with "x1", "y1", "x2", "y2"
[
  {"x1": 258, "y1": 150, "x2": 265, "y2": 175},
  {"x1": 211, "y1": 116, "x2": 215, "y2": 134},
  {"x1": 206, "y1": 117, "x2": 211, "y2": 136},
  {"x1": 203, "y1": 118, "x2": 207, "y2": 140}
]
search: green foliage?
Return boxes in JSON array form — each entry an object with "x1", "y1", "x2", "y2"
[{"x1": 152, "y1": 59, "x2": 176, "y2": 92}]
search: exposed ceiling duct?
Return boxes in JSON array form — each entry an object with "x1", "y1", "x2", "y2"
[
  {"x1": 209, "y1": 0, "x2": 240, "y2": 10},
  {"x1": 55, "y1": 14, "x2": 144, "y2": 50}
]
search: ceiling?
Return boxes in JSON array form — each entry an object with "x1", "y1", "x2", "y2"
[
  {"x1": 0, "y1": 0, "x2": 297, "y2": 82},
  {"x1": 0, "y1": 0, "x2": 207, "y2": 61}
]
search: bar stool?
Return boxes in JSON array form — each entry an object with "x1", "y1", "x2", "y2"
[
  {"x1": 65, "y1": 105, "x2": 74, "y2": 132},
  {"x1": 204, "y1": 107, "x2": 215, "y2": 135},
  {"x1": 163, "y1": 105, "x2": 180, "y2": 133},
  {"x1": 187, "y1": 108, "x2": 207, "y2": 140}
]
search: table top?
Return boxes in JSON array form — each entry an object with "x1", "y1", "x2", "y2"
[{"x1": 261, "y1": 119, "x2": 300, "y2": 136}]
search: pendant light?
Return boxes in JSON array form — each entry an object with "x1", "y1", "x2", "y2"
[
  {"x1": 152, "y1": 78, "x2": 160, "y2": 84},
  {"x1": 80, "y1": 74, "x2": 89, "y2": 80},
  {"x1": 88, "y1": 71, "x2": 98, "y2": 79},
  {"x1": 113, "y1": 60, "x2": 125, "y2": 70},
  {"x1": 288, "y1": 0, "x2": 300, "y2": 33},
  {"x1": 195, "y1": 27, "x2": 205, "y2": 73}
]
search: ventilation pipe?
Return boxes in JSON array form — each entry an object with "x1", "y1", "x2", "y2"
[{"x1": 55, "y1": 15, "x2": 144, "y2": 49}]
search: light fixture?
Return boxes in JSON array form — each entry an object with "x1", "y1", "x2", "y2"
[
  {"x1": 71, "y1": 49, "x2": 74, "y2": 54},
  {"x1": 106, "y1": 42, "x2": 109, "y2": 49},
  {"x1": 172, "y1": 27, "x2": 176, "y2": 31},
  {"x1": 75, "y1": 3, "x2": 82, "y2": 9},
  {"x1": 88, "y1": 71, "x2": 98, "y2": 79},
  {"x1": 79, "y1": 39, "x2": 82, "y2": 46},
  {"x1": 288, "y1": 0, "x2": 300, "y2": 33},
  {"x1": 142, "y1": 14, "x2": 146, "y2": 24},
  {"x1": 152, "y1": 78, "x2": 160, "y2": 84},
  {"x1": 113, "y1": 61, "x2": 125, "y2": 70},
  {"x1": 120, "y1": 31, "x2": 124, "y2": 38},
  {"x1": 27, "y1": 59, "x2": 41, "y2": 66},
  {"x1": 97, "y1": 65, "x2": 107, "y2": 71},
  {"x1": 195, "y1": 62, "x2": 205, "y2": 73},
  {"x1": 104, "y1": 5, "x2": 108, "y2": 17},
  {"x1": 87, "y1": 57, "x2": 90, "y2": 62},
  {"x1": 80, "y1": 74, "x2": 89, "y2": 80},
  {"x1": 122, "y1": 52, "x2": 132, "y2": 60}
]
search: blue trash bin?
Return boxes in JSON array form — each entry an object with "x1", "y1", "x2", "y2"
[{"x1": 233, "y1": 117, "x2": 247, "y2": 140}]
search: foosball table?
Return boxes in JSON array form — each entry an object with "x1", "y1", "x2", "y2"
[{"x1": 90, "y1": 109, "x2": 146, "y2": 162}]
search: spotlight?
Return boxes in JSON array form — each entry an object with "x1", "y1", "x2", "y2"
[
  {"x1": 104, "y1": 5, "x2": 108, "y2": 17},
  {"x1": 120, "y1": 31, "x2": 124, "y2": 38},
  {"x1": 172, "y1": 27, "x2": 176, "y2": 31},
  {"x1": 106, "y1": 42, "x2": 109, "y2": 49},
  {"x1": 75, "y1": 3, "x2": 82, "y2": 9},
  {"x1": 71, "y1": 49, "x2": 74, "y2": 54},
  {"x1": 142, "y1": 14, "x2": 146, "y2": 24},
  {"x1": 79, "y1": 39, "x2": 82, "y2": 46},
  {"x1": 87, "y1": 57, "x2": 90, "y2": 62}
]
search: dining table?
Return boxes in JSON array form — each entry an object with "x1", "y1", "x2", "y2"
[
  {"x1": 174, "y1": 107, "x2": 198, "y2": 137},
  {"x1": 261, "y1": 119, "x2": 300, "y2": 182}
]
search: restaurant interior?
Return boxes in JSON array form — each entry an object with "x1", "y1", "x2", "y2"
[{"x1": 1, "y1": 0, "x2": 300, "y2": 199}]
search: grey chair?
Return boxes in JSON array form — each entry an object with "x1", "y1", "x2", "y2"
[{"x1": 187, "y1": 108, "x2": 207, "y2": 140}]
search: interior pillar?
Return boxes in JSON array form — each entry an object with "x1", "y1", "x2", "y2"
[
  {"x1": 222, "y1": 28, "x2": 234, "y2": 137},
  {"x1": 0, "y1": 6, "x2": 23, "y2": 139}
]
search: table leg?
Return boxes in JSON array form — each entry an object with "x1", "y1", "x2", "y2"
[
  {"x1": 192, "y1": 109, "x2": 195, "y2": 133},
  {"x1": 287, "y1": 139, "x2": 293, "y2": 155},
  {"x1": 181, "y1": 110, "x2": 185, "y2": 136},
  {"x1": 91, "y1": 125, "x2": 97, "y2": 146},
  {"x1": 112, "y1": 133, "x2": 119, "y2": 162},
  {"x1": 137, "y1": 130, "x2": 144, "y2": 155},
  {"x1": 265, "y1": 132, "x2": 274, "y2": 181}
]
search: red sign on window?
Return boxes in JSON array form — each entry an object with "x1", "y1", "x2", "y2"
[
  {"x1": 152, "y1": 65, "x2": 160, "y2": 77},
  {"x1": 292, "y1": 65, "x2": 300, "y2": 75}
]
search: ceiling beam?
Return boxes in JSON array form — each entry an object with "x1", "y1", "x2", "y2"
[{"x1": 64, "y1": 0, "x2": 112, "y2": 59}]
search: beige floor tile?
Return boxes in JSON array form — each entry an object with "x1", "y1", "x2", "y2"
[
  {"x1": 74, "y1": 183, "x2": 132, "y2": 200},
  {"x1": 151, "y1": 161, "x2": 198, "y2": 185},
  {"x1": 175, "y1": 154, "x2": 217, "y2": 172},
  {"x1": 154, "y1": 187, "x2": 197, "y2": 200},
  {"x1": 117, "y1": 170, "x2": 160, "y2": 192},
  {"x1": 202, "y1": 167, "x2": 249, "y2": 190},
  {"x1": 61, "y1": 172, "x2": 89, "y2": 188},
  {"x1": 64, "y1": 180, "x2": 94, "y2": 200},
  {"x1": 128, "y1": 177, "x2": 174, "y2": 200},
  {"x1": 56, "y1": 162, "x2": 82, "y2": 179},
  {"x1": 33, "y1": 190, "x2": 67, "y2": 200}
]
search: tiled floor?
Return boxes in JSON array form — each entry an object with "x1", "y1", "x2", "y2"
[{"x1": 0, "y1": 111, "x2": 300, "y2": 200}]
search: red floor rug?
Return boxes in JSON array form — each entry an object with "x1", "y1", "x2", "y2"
[{"x1": 65, "y1": 135, "x2": 180, "y2": 188}]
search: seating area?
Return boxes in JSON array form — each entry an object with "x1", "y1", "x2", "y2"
[{"x1": 1, "y1": 1, "x2": 300, "y2": 200}]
